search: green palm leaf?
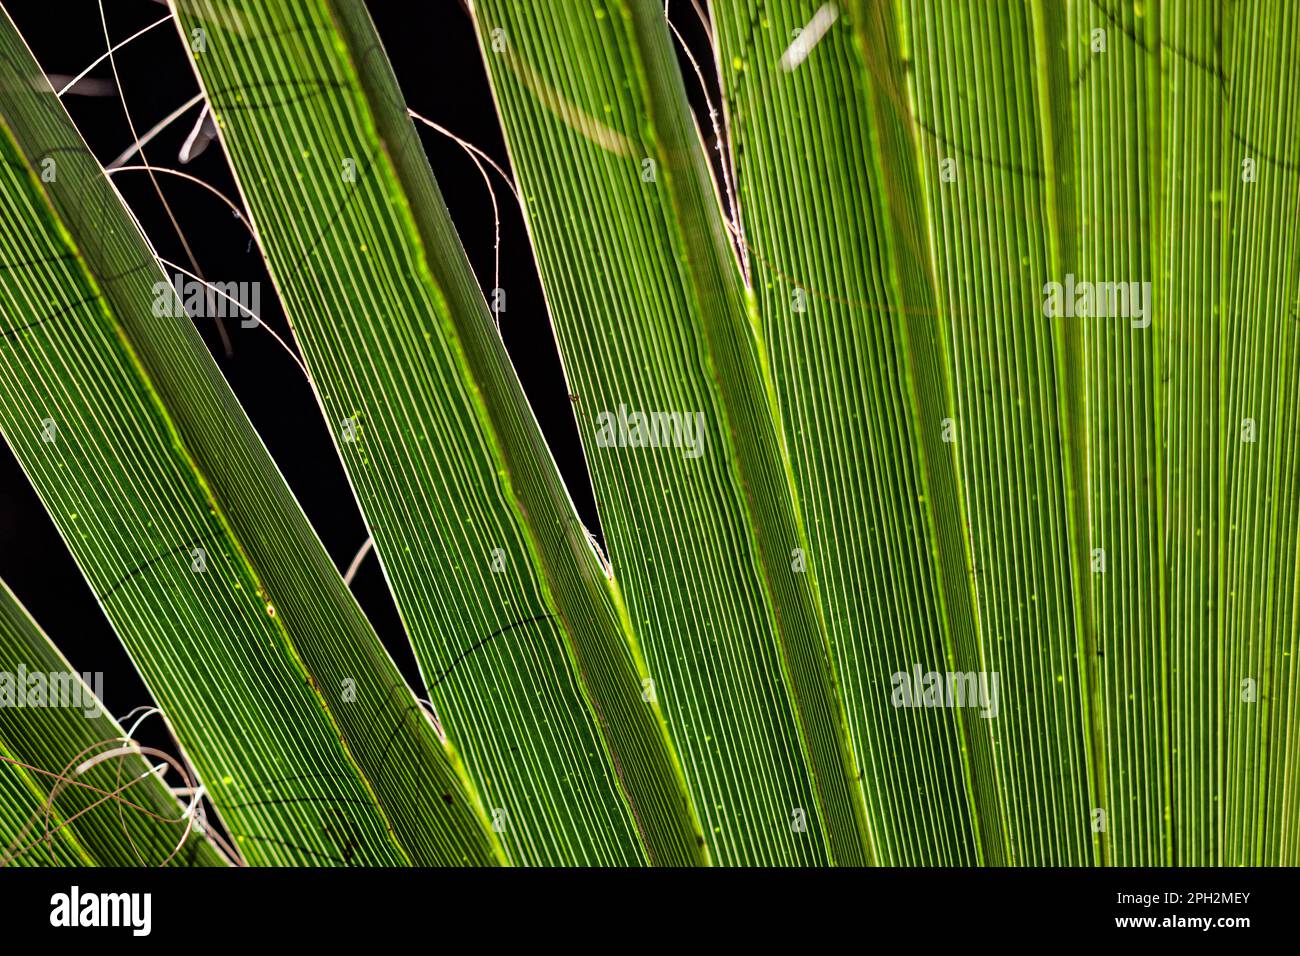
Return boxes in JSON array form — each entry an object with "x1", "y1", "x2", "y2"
[
  {"x1": 708, "y1": 0, "x2": 996, "y2": 865},
  {"x1": 0, "y1": 0, "x2": 1295, "y2": 869},
  {"x1": 171, "y1": 0, "x2": 704, "y2": 865},
  {"x1": 0, "y1": 7, "x2": 494, "y2": 866},
  {"x1": 473, "y1": 0, "x2": 870, "y2": 864},
  {"x1": 0, "y1": 578, "x2": 226, "y2": 866}
]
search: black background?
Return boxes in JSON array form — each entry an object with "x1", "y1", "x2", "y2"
[
  {"x1": 0, "y1": 863, "x2": 1279, "y2": 940},
  {"x1": 0, "y1": 1, "x2": 717, "y2": 738}
]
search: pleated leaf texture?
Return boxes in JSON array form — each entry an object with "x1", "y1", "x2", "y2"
[{"x1": 0, "y1": 0, "x2": 1296, "y2": 866}]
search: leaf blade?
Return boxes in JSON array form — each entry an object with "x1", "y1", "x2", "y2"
[
  {"x1": 0, "y1": 9, "x2": 494, "y2": 866},
  {"x1": 173, "y1": 0, "x2": 706, "y2": 865}
]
